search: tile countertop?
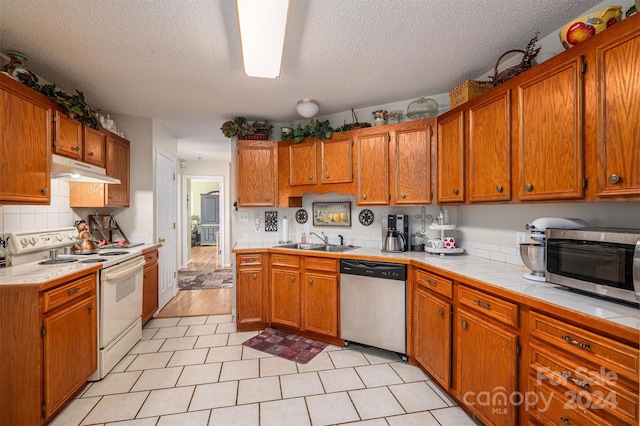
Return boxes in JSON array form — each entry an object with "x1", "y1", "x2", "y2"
[{"x1": 233, "y1": 242, "x2": 640, "y2": 332}]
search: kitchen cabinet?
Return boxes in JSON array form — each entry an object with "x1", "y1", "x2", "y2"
[
  {"x1": 52, "y1": 110, "x2": 83, "y2": 160},
  {"x1": 289, "y1": 140, "x2": 317, "y2": 185},
  {"x1": 321, "y1": 135, "x2": 353, "y2": 184},
  {"x1": 437, "y1": 111, "x2": 465, "y2": 203},
  {"x1": 0, "y1": 270, "x2": 98, "y2": 425},
  {"x1": 142, "y1": 247, "x2": 159, "y2": 324},
  {"x1": 83, "y1": 125, "x2": 106, "y2": 167},
  {"x1": 301, "y1": 257, "x2": 339, "y2": 337},
  {"x1": 390, "y1": 124, "x2": 432, "y2": 205},
  {"x1": 0, "y1": 73, "x2": 52, "y2": 205},
  {"x1": 357, "y1": 131, "x2": 389, "y2": 205},
  {"x1": 237, "y1": 139, "x2": 277, "y2": 207},
  {"x1": 236, "y1": 253, "x2": 269, "y2": 331},
  {"x1": 69, "y1": 133, "x2": 130, "y2": 207},
  {"x1": 270, "y1": 253, "x2": 301, "y2": 329}
]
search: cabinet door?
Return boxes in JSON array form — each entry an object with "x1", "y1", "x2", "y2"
[
  {"x1": 321, "y1": 136, "x2": 353, "y2": 184},
  {"x1": 271, "y1": 268, "x2": 301, "y2": 329},
  {"x1": 0, "y1": 76, "x2": 51, "y2": 204},
  {"x1": 302, "y1": 272, "x2": 338, "y2": 337},
  {"x1": 237, "y1": 267, "x2": 268, "y2": 327},
  {"x1": 357, "y1": 132, "x2": 389, "y2": 205},
  {"x1": 142, "y1": 262, "x2": 159, "y2": 324},
  {"x1": 105, "y1": 136, "x2": 130, "y2": 206},
  {"x1": 393, "y1": 127, "x2": 431, "y2": 204},
  {"x1": 43, "y1": 295, "x2": 97, "y2": 419},
  {"x1": 437, "y1": 111, "x2": 465, "y2": 203},
  {"x1": 237, "y1": 140, "x2": 277, "y2": 206},
  {"x1": 595, "y1": 30, "x2": 640, "y2": 197},
  {"x1": 83, "y1": 126, "x2": 106, "y2": 167},
  {"x1": 468, "y1": 90, "x2": 512, "y2": 202},
  {"x1": 201, "y1": 226, "x2": 218, "y2": 245},
  {"x1": 53, "y1": 110, "x2": 83, "y2": 160},
  {"x1": 201, "y1": 193, "x2": 219, "y2": 224},
  {"x1": 289, "y1": 141, "x2": 316, "y2": 185},
  {"x1": 518, "y1": 57, "x2": 584, "y2": 200},
  {"x1": 455, "y1": 308, "x2": 518, "y2": 426},
  {"x1": 414, "y1": 286, "x2": 451, "y2": 388}
]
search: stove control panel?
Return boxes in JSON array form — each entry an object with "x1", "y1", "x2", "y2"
[{"x1": 6, "y1": 227, "x2": 78, "y2": 255}]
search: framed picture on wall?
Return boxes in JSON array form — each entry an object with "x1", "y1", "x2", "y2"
[{"x1": 312, "y1": 202, "x2": 351, "y2": 227}]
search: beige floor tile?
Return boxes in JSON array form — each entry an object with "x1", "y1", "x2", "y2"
[
  {"x1": 226, "y1": 330, "x2": 259, "y2": 345},
  {"x1": 127, "y1": 352, "x2": 173, "y2": 371},
  {"x1": 215, "y1": 322, "x2": 237, "y2": 334},
  {"x1": 185, "y1": 324, "x2": 219, "y2": 336},
  {"x1": 260, "y1": 397, "x2": 310, "y2": 426},
  {"x1": 206, "y1": 314, "x2": 234, "y2": 324},
  {"x1": 219, "y1": 358, "x2": 259, "y2": 381},
  {"x1": 389, "y1": 381, "x2": 448, "y2": 412},
  {"x1": 110, "y1": 354, "x2": 136, "y2": 373},
  {"x1": 426, "y1": 380, "x2": 458, "y2": 407},
  {"x1": 328, "y1": 349, "x2": 370, "y2": 368},
  {"x1": 158, "y1": 409, "x2": 210, "y2": 425},
  {"x1": 237, "y1": 376, "x2": 281, "y2": 404},
  {"x1": 177, "y1": 316, "x2": 208, "y2": 326},
  {"x1": 280, "y1": 371, "x2": 324, "y2": 398},
  {"x1": 137, "y1": 386, "x2": 195, "y2": 418},
  {"x1": 153, "y1": 326, "x2": 189, "y2": 339},
  {"x1": 189, "y1": 381, "x2": 238, "y2": 411},
  {"x1": 208, "y1": 403, "x2": 258, "y2": 426},
  {"x1": 342, "y1": 419, "x2": 388, "y2": 426},
  {"x1": 194, "y1": 333, "x2": 228, "y2": 348},
  {"x1": 159, "y1": 336, "x2": 198, "y2": 352},
  {"x1": 167, "y1": 348, "x2": 209, "y2": 367},
  {"x1": 106, "y1": 417, "x2": 158, "y2": 425},
  {"x1": 83, "y1": 371, "x2": 142, "y2": 397},
  {"x1": 129, "y1": 339, "x2": 164, "y2": 354},
  {"x1": 386, "y1": 411, "x2": 440, "y2": 426},
  {"x1": 81, "y1": 391, "x2": 149, "y2": 424},
  {"x1": 50, "y1": 396, "x2": 100, "y2": 426},
  {"x1": 177, "y1": 362, "x2": 222, "y2": 386},
  {"x1": 349, "y1": 387, "x2": 405, "y2": 420},
  {"x1": 242, "y1": 346, "x2": 275, "y2": 359},
  {"x1": 429, "y1": 406, "x2": 476, "y2": 425},
  {"x1": 296, "y1": 352, "x2": 335, "y2": 372},
  {"x1": 355, "y1": 364, "x2": 403, "y2": 387},
  {"x1": 322, "y1": 344, "x2": 344, "y2": 352},
  {"x1": 306, "y1": 391, "x2": 360, "y2": 426},
  {"x1": 146, "y1": 318, "x2": 180, "y2": 328},
  {"x1": 206, "y1": 345, "x2": 243, "y2": 363},
  {"x1": 259, "y1": 356, "x2": 298, "y2": 377},
  {"x1": 361, "y1": 347, "x2": 403, "y2": 364},
  {"x1": 389, "y1": 362, "x2": 429, "y2": 383},
  {"x1": 141, "y1": 328, "x2": 158, "y2": 340},
  {"x1": 131, "y1": 366, "x2": 182, "y2": 391},
  {"x1": 318, "y1": 368, "x2": 365, "y2": 393}
]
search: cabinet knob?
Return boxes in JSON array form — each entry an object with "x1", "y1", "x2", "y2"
[
  {"x1": 252, "y1": 273, "x2": 257, "y2": 279},
  {"x1": 325, "y1": 173, "x2": 330, "y2": 179},
  {"x1": 524, "y1": 183, "x2": 533, "y2": 191},
  {"x1": 496, "y1": 185, "x2": 503, "y2": 193},
  {"x1": 560, "y1": 418, "x2": 573, "y2": 426},
  {"x1": 158, "y1": 238, "x2": 166, "y2": 243},
  {"x1": 88, "y1": 305, "x2": 94, "y2": 313},
  {"x1": 453, "y1": 189, "x2": 459, "y2": 195},
  {"x1": 73, "y1": 146, "x2": 80, "y2": 152},
  {"x1": 308, "y1": 175, "x2": 313, "y2": 180},
  {"x1": 109, "y1": 195, "x2": 113, "y2": 199},
  {"x1": 266, "y1": 196, "x2": 270, "y2": 202},
  {"x1": 608, "y1": 174, "x2": 620, "y2": 184},
  {"x1": 438, "y1": 309, "x2": 444, "y2": 317},
  {"x1": 88, "y1": 151, "x2": 94, "y2": 157},
  {"x1": 362, "y1": 193, "x2": 367, "y2": 200},
  {"x1": 400, "y1": 193, "x2": 406, "y2": 199},
  {"x1": 41, "y1": 188, "x2": 48, "y2": 195},
  {"x1": 290, "y1": 276, "x2": 295, "y2": 282},
  {"x1": 461, "y1": 321, "x2": 468, "y2": 329},
  {"x1": 308, "y1": 279, "x2": 313, "y2": 285}
]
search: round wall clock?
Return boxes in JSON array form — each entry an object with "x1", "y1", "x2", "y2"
[
  {"x1": 358, "y1": 209, "x2": 374, "y2": 226},
  {"x1": 295, "y1": 209, "x2": 308, "y2": 224}
]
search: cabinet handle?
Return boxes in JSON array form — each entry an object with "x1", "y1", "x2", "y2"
[
  {"x1": 461, "y1": 321, "x2": 468, "y2": 329},
  {"x1": 561, "y1": 372, "x2": 591, "y2": 390},
  {"x1": 158, "y1": 238, "x2": 166, "y2": 243},
  {"x1": 608, "y1": 174, "x2": 620, "y2": 184},
  {"x1": 453, "y1": 188, "x2": 459, "y2": 195},
  {"x1": 73, "y1": 146, "x2": 80, "y2": 152},
  {"x1": 252, "y1": 273, "x2": 257, "y2": 279},
  {"x1": 496, "y1": 185, "x2": 503, "y2": 193},
  {"x1": 41, "y1": 188, "x2": 48, "y2": 195},
  {"x1": 524, "y1": 183, "x2": 533, "y2": 191},
  {"x1": 325, "y1": 173, "x2": 330, "y2": 179},
  {"x1": 560, "y1": 417, "x2": 573, "y2": 426},
  {"x1": 427, "y1": 279, "x2": 437, "y2": 286},
  {"x1": 290, "y1": 276, "x2": 295, "y2": 282},
  {"x1": 266, "y1": 196, "x2": 270, "y2": 202},
  {"x1": 88, "y1": 151, "x2": 94, "y2": 157},
  {"x1": 308, "y1": 175, "x2": 313, "y2": 180},
  {"x1": 109, "y1": 195, "x2": 113, "y2": 199},
  {"x1": 400, "y1": 193, "x2": 406, "y2": 198},
  {"x1": 88, "y1": 305, "x2": 94, "y2": 313},
  {"x1": 362, "y1": 193, "x2": 367, "y2": 200},
  {"x1": 67, "y1": 287, "x2": 81, "y2": 296},
  {"x1": 438, "y1": 309, "x2": 444, "y2": 317},
  {"x1": 308, "y1": 279, "x2": 313, "y2": 284},
  {"x1": 561, "y1": 335, "x2": 591, "y2": 351},
  {"x1": 474, "y1": 299, "x2": 491, "y2": 310}
]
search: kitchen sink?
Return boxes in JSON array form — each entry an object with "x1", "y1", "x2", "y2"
[
  {"x1": 275, "y1": 243, "x2": 324, "y2": 250},
  {"x1": 275, "y1": 243, "x2": 359, "y2": 252}
]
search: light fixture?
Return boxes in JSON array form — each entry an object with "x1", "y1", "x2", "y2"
[
  {"x1": 237, "y1": 0, "x2": 289, "y2": 79},
  {"x1": 296, "y1": 98, "x2": 319, "y2": 118}
]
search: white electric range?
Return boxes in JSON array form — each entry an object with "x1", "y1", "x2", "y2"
[{"x1": 3, "y1": 227, "x2": 145, "y2": 381}]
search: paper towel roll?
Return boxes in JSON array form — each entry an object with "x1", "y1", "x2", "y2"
[{"x1": 282, "y1": 216, "x2": 289, "y2": 242}]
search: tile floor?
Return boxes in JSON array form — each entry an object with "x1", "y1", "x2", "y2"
[{"x1": 52, "y1": 315, "x2": 475, "y2": 426}]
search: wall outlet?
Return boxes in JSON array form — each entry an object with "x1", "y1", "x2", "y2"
[
  {"x1": 238, "y1": 211, "x2": 249, "y2": 222},
  {"x1": 516, "y1": 232, "x2": 526, "y2": 246}
]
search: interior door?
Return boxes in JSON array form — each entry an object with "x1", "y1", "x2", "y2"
[
  {"x1": 155, "y1": 148, "x2": 177, "y2": 310},
  {"x1": 200, "y1": 192, "x2": 219, "y2": 224}
]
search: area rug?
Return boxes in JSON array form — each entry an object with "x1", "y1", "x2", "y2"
[
  {"x1": 242, "y1": 327, "x2": 328, "y2": 364},
  {"x1": 178, "y1": 269, "x2": 233, "y2": 290}
]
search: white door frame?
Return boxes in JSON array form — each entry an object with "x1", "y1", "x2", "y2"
[
  {"x1": 155, "y1": 148, "x2": 178, "y2": 310},
  {"x1": 181, "y1": 174, "x2": 225, "y2": 269}
]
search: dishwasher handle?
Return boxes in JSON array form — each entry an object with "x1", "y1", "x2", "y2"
[{"x1": 340, "y1": 259, "x2": 406, "y2": 281}]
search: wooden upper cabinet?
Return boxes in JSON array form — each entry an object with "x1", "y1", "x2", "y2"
[
  {"x1": 467, "y1": 90, "x2": 512, "y2": 202},
  {"x1": 289, "y1": 140, "x2": 316, "y2": 185},
  {"x1": 0, "y1": 74, "x2": 51, "y2": 204},
  {"x1": 517, "y1": 56, "x2": 585, "y2": 201},
  {"x1": 83, "y1": 126, "x2": 106, "y2": 167},
  {"x1": 321, "y1": 135, "x2": 353, "y2": 184},
  {"x1": 437, "y1": 111, "x2": 465, "y2": 203},
  {"x1": 53, "y1": 110, "x2": 83, "y2": 160},
  {"x1": 595, "y1": 26, "x2": 640, "y2": 198},
  {"x1": 392, "y1": 126, "x2": 431, "y2": 204},
  {"x1": 357, "y1": 132, "x2": 389, "y2": 205},
  {"x1": 237, "y1": 140, "x2": 277, "y2": 207}
]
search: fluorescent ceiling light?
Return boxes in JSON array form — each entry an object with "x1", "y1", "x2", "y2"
[{"x1": 237, "y1": 0, "x2": 289, "y2": 78}]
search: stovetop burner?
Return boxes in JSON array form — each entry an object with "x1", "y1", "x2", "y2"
[
  {"x1": 100, "y1": 251, "x2": 130, "y2": 256},
  {"x1": 81, "y1": 258, "x2": 107, "y2": 263},
  {"x1": 39, "y1": 258, "x2": 79, "y2": 265}
]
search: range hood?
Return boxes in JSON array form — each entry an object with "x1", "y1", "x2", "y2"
[{"x1": 51, "y1": 154, "x2": 121, "y2": 184}]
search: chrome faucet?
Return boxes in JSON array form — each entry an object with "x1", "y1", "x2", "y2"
[{"x1": 309, "y1": 231, "x2": 328, "y2": 244}]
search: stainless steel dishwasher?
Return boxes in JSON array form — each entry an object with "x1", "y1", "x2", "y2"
[{"x1": 340, "y1": 259, "x2": 407, "y2": 356}]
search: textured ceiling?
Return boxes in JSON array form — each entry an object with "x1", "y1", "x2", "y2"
[{"x1": 0, "y1": 0, "x2": 604, "y2": 161}]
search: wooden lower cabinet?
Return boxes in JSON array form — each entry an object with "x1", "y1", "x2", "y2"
[
  {"x1": 270, "y1": 254, "x2": 302, "y2": 329},
  {"x1": 301, "y1": 257, "x2": 339, "y2": 337},
  {"x1": 236, "y1": 253, "x2": 269, "y2": 331},
  {"x1": 142, "y1": 248, "x2": 159, "y2": 324}
]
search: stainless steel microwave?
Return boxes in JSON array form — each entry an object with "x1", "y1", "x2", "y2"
[{"x1": 546, "y1": 228, "x2": 640, "y2": 305}]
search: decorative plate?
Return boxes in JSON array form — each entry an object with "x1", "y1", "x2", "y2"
[
  {"x1": 358, "y1": 209, "x2": 374, "y2": 226},
  {"x1": 295, "y1": 209, "x2": 308, "y2": 224}
]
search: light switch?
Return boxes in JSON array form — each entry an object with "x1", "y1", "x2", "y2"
[{"x1": 238, "y1": 211, "x2": 249, "y2": 222}]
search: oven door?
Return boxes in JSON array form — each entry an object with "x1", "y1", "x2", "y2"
[{"x1": 100, "y1": 256, "x2": 145, "y2": 348}]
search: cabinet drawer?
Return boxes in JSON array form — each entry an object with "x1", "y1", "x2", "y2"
[
  {"x1": 43, "y1": 274, "x2": 95, "y2": 313},
  {"x1": 529, "y1": 311, "x2": 639, "y2": 382},
  {"x1": 144, "y1": 250, "x2": 158, "y2": 265},
  {"x1": 415, "y1": 268, "x2": 452, "y2": 299},
  {"x1": 305, "y1": 257, "x2": 337, "y2": 273},
  {"x1": 458, "y1": 285, "x2": 518, "y2": 327},
  {"x1": 238, "y1": 254, "x2": 262, "y2": 267},
  {"x1": 271, "y1": 254, "x2": 300, "y2": 268}
]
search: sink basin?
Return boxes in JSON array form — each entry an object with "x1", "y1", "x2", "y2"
[
  {"x1": 274, "y1": 243, "x2": 359, "y2": 252},
  {"x1": 275, "y1": 243, "x2": 323, "y2": 250}
]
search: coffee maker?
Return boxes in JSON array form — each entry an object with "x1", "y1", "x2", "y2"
[{"x1": 382, "y1": 214, "x2": 409, "y2": 252}]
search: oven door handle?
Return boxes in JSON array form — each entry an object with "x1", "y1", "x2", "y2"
[
  {"x1": 103, "y1": 257, "x2": 146, "y2": 282},
  {"x1": 634, "y1": 238, "x2": 640, "y2": 301}
]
